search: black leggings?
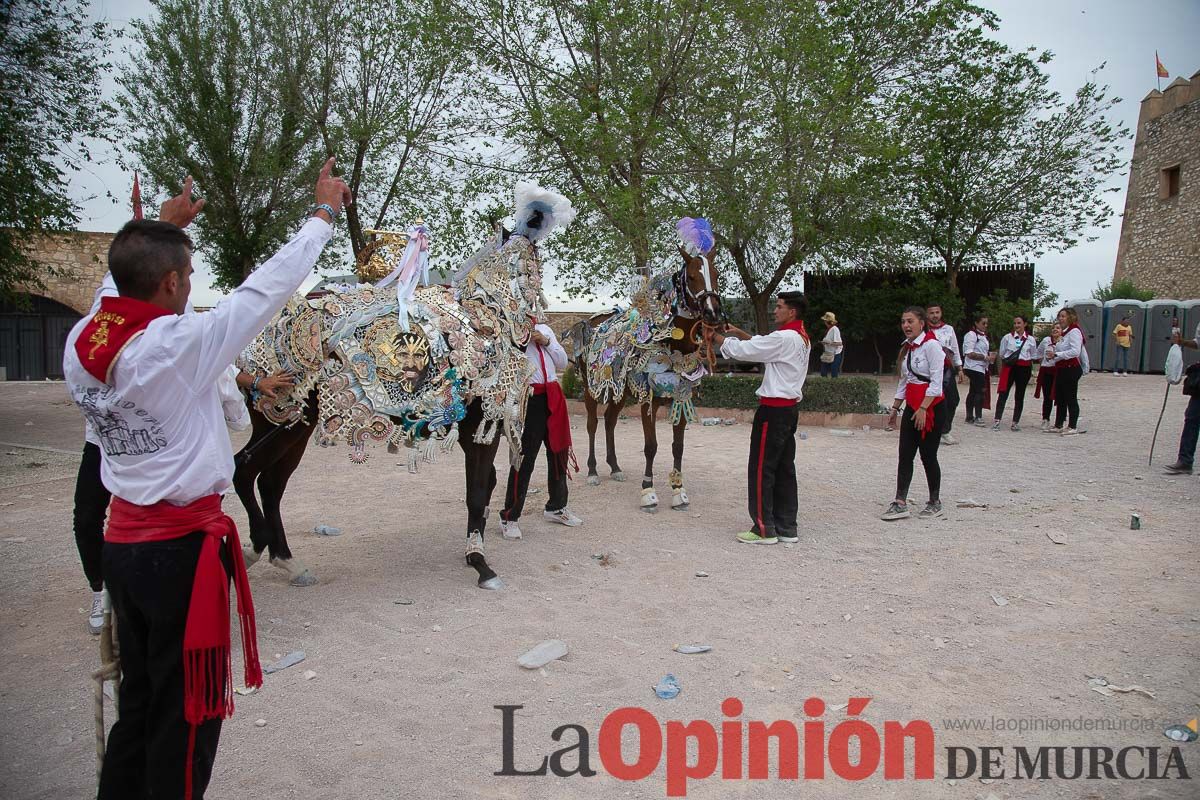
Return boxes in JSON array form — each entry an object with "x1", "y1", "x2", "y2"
[
  {"x1": 1040, "y1": 369, "x2": 1057, "y2": 421},
  {"x1": 994, "y1": 364, "x2": 1032, "y2": 423},
  {"x1": 72, "y1": 441, "x2": 111, "y2": 592},
  {"x1": 896, "y1": 402, "x2": 946, "y2": 503},
  {"x1": 1054, "y1": 364, "x2": 1083, "y2": 429},
  {"x1": 964, "y1": 370, "x2": 987, "y2": 422}
]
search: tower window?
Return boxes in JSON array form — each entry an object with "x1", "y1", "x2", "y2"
[{"x1": 1160, "y1": 164, "x2": 1181, "y2": 199}]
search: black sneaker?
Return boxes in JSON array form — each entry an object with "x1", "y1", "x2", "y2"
[
  {"x1": 1164, "y1": 462, "x2": 1194, "y2": 475},
  {"x1": 918, "y1": 501, "x2": 944, "y2": 519}
]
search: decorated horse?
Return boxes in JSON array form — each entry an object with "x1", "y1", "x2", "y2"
[
  {"x1": 233, "y1": 183, "x2": 575, "y2": 589},
  {"x1": 565, "y1": 218, "x2": 724, "y2": 512}
]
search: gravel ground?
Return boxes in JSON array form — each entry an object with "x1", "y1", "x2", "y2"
[{"x1": 0, "y1": 374, "x2": 1196, "y2": 799}]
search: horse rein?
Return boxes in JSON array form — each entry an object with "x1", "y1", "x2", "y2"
[{"x1": 672, "y1": 256, "x2": 723, "y2": 374}]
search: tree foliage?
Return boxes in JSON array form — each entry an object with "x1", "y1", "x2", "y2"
[
  {"x1": 0, "y1": 0, "x2": 113, "y2": 302},
  {"x1": 892, "y1": 43, "x2": 1127, "y2": 289},
  {"x1": 1091, "y1": 278, "x2": 1155, "y2": 302},
  {"x1": 119, "y1": 0, "x2": 325, "y2": 289}
]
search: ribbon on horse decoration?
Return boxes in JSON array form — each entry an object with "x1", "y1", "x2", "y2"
[{"x1": 375, "y1": 223, "x2": 430, "y2": 333}]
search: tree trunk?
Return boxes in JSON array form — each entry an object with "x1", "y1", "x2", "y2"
[
  {"x1": 873, "y1": 336, "x2": 883, "y2": 375},
  {"x1": 751, "y1": 291, "x2": 770, "y2": 334}
]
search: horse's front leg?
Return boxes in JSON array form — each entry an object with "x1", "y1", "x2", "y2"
[
  {"x1": 585, "y1": 393, "x2": 601, "y2": 485},
  {"x1": 639, "y1": 400, "x2": 658, "y2": 512},
  {"x1": 603, "y1": 401, "x2": 625, "y2": 481},
  {"x1": 669, "y1": 416, "x2": 689, "y2": 510}
]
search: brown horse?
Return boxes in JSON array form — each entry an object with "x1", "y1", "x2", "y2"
[{"x1": 565, "y1": 246, "x2": 723, "y2": 511}]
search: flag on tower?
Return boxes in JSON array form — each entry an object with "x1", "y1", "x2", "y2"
[{"x1": 1156, "y1": 52, "x2": 1169, "y2": 79}]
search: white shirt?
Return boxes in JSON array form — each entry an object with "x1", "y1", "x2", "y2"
[
  {"x1": 821, "y1": 325, "x2": 843, "y2": 355},
  {"x1": 1050, "y1": 327, "x2": 1084, "y2": 366},
  {"x1": 895, "y1": 336, "x2": 945, "y2": 401},
  {"x1": 961, "y1": 329, "x2": 990, "y2": 374},
  {"x1": 1038, "y1": 336, "x2": 1057, "y2": 368},
  {"x1": 218, "y1": 364, "x2": 250, "y2": 431},
  {"x1": 998, "y1": 332, "x2": 1038, "y2": 362},
  {"x1": 64, "y1": 217, "x2": 332, "y2": 505},
  {"x1": 929, "y1": 323, "x2": 961, "y2": 369},
  {"x1": 525, "y1": 324, "x2": 567, "y2": 385},
  {"x1": 719, "y1": 328, "x2": 811, "y2": 400},
  {"x1": 84, "y1": 272, "x2": 196, "y2": 445}
]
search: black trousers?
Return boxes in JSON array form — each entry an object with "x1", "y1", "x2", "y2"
[
  {"x1": 99, "y1": 531, "x2": 230, "y2": 800},
  {"x1": 1040, "y1": 370, "x2": 1057, "y2": 421},
  {"x1": 940, "y1": 366, "x2": 959, "y2": 433},
  {"x1": 746, "y1": 404, "x2": 799, "y2": 538},
  {"x1": 1054, "y1": 364, "x2": 1083, "y2": 429},
  {"x1": 995, "y1": 364, "x2": 1032, "y2": 423},
  {"x1": 964, "y1": 370, "x2": 987, "y2": 422},
  {"x1": 73, "y1": 442, "x2": 112, "y2": 592},
  {"x1": 896, "y1": 403, "x2": 945, "y2": 503},
  {"x1": 501, "y1": 392, "x2": 568, "y2": 521}
]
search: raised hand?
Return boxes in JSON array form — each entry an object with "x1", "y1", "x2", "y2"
[
  {"x1": 158, "y1": 176, "x2": 206, "y2": 228},
  {"x1": 313, "y1": 158, "x2": 352, "y2": 221}
]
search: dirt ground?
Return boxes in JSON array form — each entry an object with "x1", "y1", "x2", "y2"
[{"x1": 0, "y1": 375, "x2": 1196, "y2": 799}]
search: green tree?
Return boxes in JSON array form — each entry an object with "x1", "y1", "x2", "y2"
[
  {"x1": 119, "y1": 0, "x2": 325, "y2": 289},
  {"x1": 468, "y1": 0, "x2": 707, "y2": 284},
  {"x1": 0, "y1": 0, "x2": 113, "y2": 302},
  {"x1": 677, "y1": 0, "x2": 982, "y2": 331},
  {"x1": 296, "y1": 0, "x2": 490, "y2": 266},
  {"x1": 892, "y1": 44, "x2": 1127, "y2": 290},
  {"x1": 1091, "y1": 278, "x2": 1154, "y2": 302}
]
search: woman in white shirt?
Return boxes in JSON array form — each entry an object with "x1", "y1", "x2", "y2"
[
  {"x1": 1034, "y1": 323, "x2": 1062, "y2": 431},
  {"x1": 1044, "y1": 307, "x2": 1086, "y2": 434},
  {"x1": 882, "y1": 306, "x2": 946, "y2": 521},
  {"x1": 991, "y1": 314, "x2": 1039, "y2": 431},
  {"x1": 819, "y1": 312, "x2": 844, "y2": 378},
  {"x1": 961, "y1": 314, "x2": 992, "y2": 426}
]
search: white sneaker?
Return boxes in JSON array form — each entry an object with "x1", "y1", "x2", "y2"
[
  {"x1": 940, "y1": 434, "x2": 958, "y2": 445},
  {"x1": 88, "y1": 590, "x2": 104, "y2": 635},
  {"x1": 1062, "y1": 428, "x2": 1080, "y2": 436},
  {"x1": 544, "y1": 507, "x2": 582, "y2": 527},
  {"x1": 1040, "y1": 420, "x2": 1050, "y2": 432},
  {"x1": 499, "y1": 519, "x2": 522, "y2": 540}
]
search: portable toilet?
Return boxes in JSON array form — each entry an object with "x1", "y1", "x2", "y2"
[
  {"x1": 1064, "y1": 299, "x2": 1102, "y2": 370},
  {"x1": 1142, "y1": 299, "x2": 1180, "y2": 374},
  {"x1": 1102, "y1": 299, "x2": 1147, "y2": 373},
  {"x1": 1182, "y1": 299, "x2": 1200, "y2": 369}
]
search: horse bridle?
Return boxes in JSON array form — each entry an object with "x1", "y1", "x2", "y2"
[{"x1": 672, "y1": 254, "x2": 723, "y2": 372}]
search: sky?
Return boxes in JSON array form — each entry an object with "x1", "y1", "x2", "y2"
[{"x1": 70, "y1": 0, "x2": 1200, "y2": 309}]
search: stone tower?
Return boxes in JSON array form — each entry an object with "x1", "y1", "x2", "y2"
[{"x1": 1112, "y1": 70, "x2": 1200, "y2": 299}]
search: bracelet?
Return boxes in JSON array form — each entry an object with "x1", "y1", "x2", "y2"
[
  {"x1": 251, "y1": 376, "x2": 261, "y2": 393},
  {"x1": 312, "y1": 203, "x2": 337, "y2": 221}
]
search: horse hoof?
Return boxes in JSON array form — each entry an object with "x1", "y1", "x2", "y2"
[
  {"x1": 289, "y1": 570, "x2": 319, "y2": 587},
  {"x1": 671, "y1": 503, "x2": 689, "y2": 511},
  {"x1": 611, "y1": 471, "x2": 627, "y2": 482},
  {"x1": 478, "y1": 576, "x2": 504, "y2": 591},
  {"x1": 242, "y1": 546, "x2": 262, "y2": 567},
  {"x1": 641, "y1": 504, "x2": 658, "y2": 513},
  {"x1": 587, "y1": 475, "x2": 600, "y2": 486}
]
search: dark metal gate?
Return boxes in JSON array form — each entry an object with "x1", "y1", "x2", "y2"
[{"x1": 0, "y1": 295, "x2": 82, "y2": 380}]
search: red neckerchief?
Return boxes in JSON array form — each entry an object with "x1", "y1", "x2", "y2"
[
  {"x1": 74, "y1": 295, "x2": 173, "y2": 384},
  {"x1": 1065, "y1": 323, "x2": 1083, "y2": 339},
  {"x1": 780, "y1": 319, "x2": 809, "y2": 344},
  {"x1": 106, "y1": 494, "x2": 262, "y2": 800},
  {"x1": 907, "y1": 330, "x2": 936, "y2": 351},
  {"x1": 929, "y1": 321, "x2": 945, "y2": 330},
  {"x1": 534, "y1": 343, "x2": 577, "y2": 477}
]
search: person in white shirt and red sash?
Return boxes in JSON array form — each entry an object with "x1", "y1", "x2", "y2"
[
  {"x1": 882, "y1": 306, "x2": 946, "y2": 521},
  {"x1": 1043, "y1": 307, "x2": 1087, "y2": 435},
  {"x1": 712, "y1": 291, "x2": 811, "y2": 545},
  {"x1": 961, "y1": 314, "x2": 993, "y2": 426},
  {"x1": 1034, "y1": 323, "x2": 1062, "y2": 431},
  {"x1": 991, "y1": 314, "x2": 1038, "y2": 431},
  {"x1": 498, "y1": 322, "x2": 582, "y2": 539},
  {"x1": 63, "y1": 161, "x2": 349, "y2": 799},
  {"x1": 926, "y1": 303, "x2": 962, "y2": 445}
]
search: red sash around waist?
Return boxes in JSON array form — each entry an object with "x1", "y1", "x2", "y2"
[
  {"x1": 760, "y1": 396, "x2": 798, "y2": 407},
  {"x1": 106, "y1": 494, "x2": 262, "y2": 799},
  {"x1": 904, "y1": 382, "x2": 943, "y2": 438}
]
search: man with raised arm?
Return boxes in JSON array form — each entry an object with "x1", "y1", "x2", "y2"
[{"x1": 63, "y1": 160, "x2": 349, "y2": 799}]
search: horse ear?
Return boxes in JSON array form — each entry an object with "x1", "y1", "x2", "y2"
[
  {"x1": 705, "y1": 245, "x2": 717, "y2": 263},
  {"x1": 677, "y1": 244, "x2": 691, "y2": 262}
]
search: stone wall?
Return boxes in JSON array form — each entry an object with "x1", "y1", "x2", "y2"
[
  {"x1": 1113, "y1": 71, "x2": 1200, "y2": 299},
  {"x1": 16, "y1": 230, "x2": 112, "y2": 314}
]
